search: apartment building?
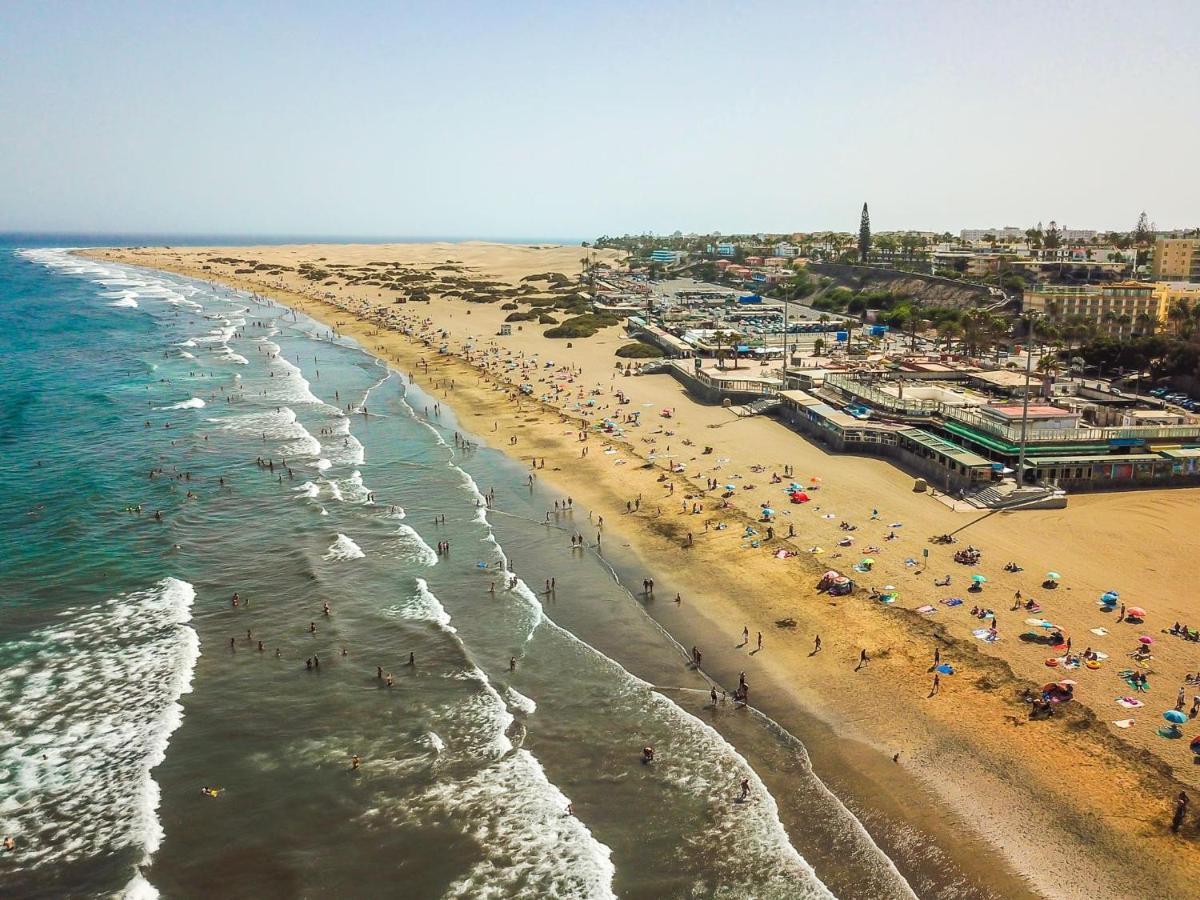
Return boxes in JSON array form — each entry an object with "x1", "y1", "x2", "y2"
[
  {"x1": 1151, "y1": 238, "x2": 1200, "y2": 282},
  {"x1": 1022, "y1": 281, "x2": 1165, "y2": 337}
]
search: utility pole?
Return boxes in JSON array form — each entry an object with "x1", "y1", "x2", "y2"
[{"x1": 1016, "y1": 315, "x2": 1036, "y2": 485}]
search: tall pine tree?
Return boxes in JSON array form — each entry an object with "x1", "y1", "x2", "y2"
[{"x1": 858, "y1": 202, "x2": 872, "y2": 262}]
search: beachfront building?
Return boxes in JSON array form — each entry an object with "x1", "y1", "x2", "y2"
[
  {"x1": 776, "y1": 390, "x2": 994, "y2": 491},
  {"x1": 650, "y1": 249, "x2": 684, "y2": 265},
  {"x1": 960, "y1": 227, "x2": 1027, "y2": 242},
  {"x1": 1022, "y1": 281, "x2": 1165, "y2": 337},
  {"x1": 715, "y1": 242, "x2": 737, "y2": 257},
  {"x1": 1151, "y1": 237, "x2": 1200, "y2": 282},
  {"x1": 774, "y1": 242, "x2": 800, "y2": 258}
]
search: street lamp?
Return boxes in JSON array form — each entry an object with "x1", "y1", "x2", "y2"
[{"x1": 1015, "y1": 313, "x2": 1040, "y2": 485}]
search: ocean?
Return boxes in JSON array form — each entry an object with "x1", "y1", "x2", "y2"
[{"x1": 0, "y1": 242, "x2": 921, "y2": 899}]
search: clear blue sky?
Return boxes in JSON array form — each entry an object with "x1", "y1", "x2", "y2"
[{"x1": 2, "y1": 0, "x2": 1196, "y2": 238}]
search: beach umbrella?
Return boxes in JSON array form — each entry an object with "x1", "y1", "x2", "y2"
[
  {"x1": 1127, "y1": 606, "x2": 1147, "y2": 618},
  {"x1": 823, "y1": 570, "x2": 840, "y2": 579},
  {"x1": 832, "y1": 576, "x2": 850, "y2": 585},
  {"x1": 935, "y1": 664, "x2": 955, "y2": 675},
  {"x1": 1165, "y1": 710, "x2": 1188, "y2": 724},
  {"x1": 1057, "y1": 679, "x2": 1078, "y2": 687},
  {"x1": 862, "y1": 557, "x2": 875, "y2": 565},
  {"x1": 972, "y1": 574, "x2": 987, "y2": 584},
  {"x1": 1139, "y1": 636, "x2": 1155, "y2": 645},
  {"x1": 1046, "y1": 571, "x2": 1061, "y2": 580},
  {"x1": 1100, "y1": 591, "x2": 1120, "y2": 604},
  {"x1": 761, "y1": 508, "x2": 775, "y2": 516},
  {"x1": 724, "y1": 484, "x2": 736, "y2": 491},
  {"x1": 883, "y1": 585, "x2": 897, "y2": 591}
]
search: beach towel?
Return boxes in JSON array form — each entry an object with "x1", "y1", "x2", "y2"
[
  {"x1": 972, "y1": 628, "x2": 998, "y2": 643},
  {"x1": 941, "y1": 598, "x2": 964, "y2": 607},
  {"x1": 916, "y1": 605, "x2": 935, "y2": 614},
  {"x1": 1090, "y1": 627, "x2": 1109, "y2": 636},
  {"x1": 905, "y1": 558, "x2": 918, "y2": 567},
  {"x1": 1116, "y1": 697, "x2": 1144, "y2": 709},
  {"x1": 1112, "y1": 719, "x2": 1135, "y2": 728}
]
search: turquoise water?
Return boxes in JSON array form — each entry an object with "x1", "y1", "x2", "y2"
[{"x1": 0, "y1": 245, "x2": 921, "y2": 899}]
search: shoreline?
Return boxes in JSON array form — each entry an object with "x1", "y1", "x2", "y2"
[{"x1": 80, "y1": 244, "x2": 1200, "y2": 899}]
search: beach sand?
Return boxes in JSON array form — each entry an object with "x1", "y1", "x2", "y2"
[{"x1": 86, "y1": 242, "x2": 1200, "y2": 898}]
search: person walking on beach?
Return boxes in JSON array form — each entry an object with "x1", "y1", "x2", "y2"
[
  {"x1": 813, "y1": 635, "x2": 822, "y2": 654},
  {"x1": 1173, "y1": 790, "x2": 1190, "y2": 833},
  {"x1": 931, "y1": 673, "x2": 940, "y2": 696},
  {"x1": 857, "y1": 649, "x2": 869, "y2": 670},
  {"x1": 742, "y1": 626, "x2": 749, "y2": 644},
  {"x1": 756, "y1": 632, "x2": 762, "y2": 651},
  {"x1": 738, "y1": 777, "x2": 751, "y2": 802}
]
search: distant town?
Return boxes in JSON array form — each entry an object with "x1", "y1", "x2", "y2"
[{"x1": 578, "y1": 210, "x2": 1200, "y2": 502}]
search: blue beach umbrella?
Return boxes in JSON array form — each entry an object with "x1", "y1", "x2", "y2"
[
  {"x1": 935, "y1": 663, "x2": 955, "y2": 675},
  {"x1": 971, "y1": 574, "x2": 987, "y2": 584},
  {"x1": 1164, "y1": 710, "x2": 1187, "y2": 725},
  {"x1": 1101, "y1": 591, "x2": 1120, "y2": 604}
]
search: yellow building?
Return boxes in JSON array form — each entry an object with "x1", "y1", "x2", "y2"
[
  {"x1": 1157, "y1": 281, "x2": 1200, "y2": 332},
  {"x1": 1151, "y1": 238, "x2": 1200, "y2": 282},
  {"x1": 1023, "y1": 281, "x2": 1165, "y2": 337}
]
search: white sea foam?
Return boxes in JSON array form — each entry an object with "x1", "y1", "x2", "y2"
[
  {"x1": 156, "y1": 397, "x2": 206, "y2": 411},
  {"x1": 108, "y1": 297, "x2": 140, "y2": 308},
  {"x1": 382, "y1": 577, "x2": 454, "y2": 630},
  {"x1": 504, "y1": 686, "x2": 537, "y2": 716},
  {"x1": 425, "y1": 732, "x2": 445, "y2": 753},
  {"x1": 211, "y1": 408, "x2": 321, "y2": 458},
  {"x1": 323, "y1": 533, "x2": 365, "y2": 561},
  {"x1": 394, "y1": 523, "x2": 438, "y2": 567},
  {"x1": 0, "y1": 578, "x2": 198, "y2": 890},
  {"x1": 295, "y1": 481, "x2": 321, "y2": 500},
  {"x1": 179, "y1": 351, "x2": 195, "y2": 360}
]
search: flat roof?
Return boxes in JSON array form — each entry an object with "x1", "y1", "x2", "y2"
[
  {"x1": 1031, "y1": 454, "x2": 1168, "y2": 466},
  {"x1": 897, "y1": 427, "x2": 990, "y2": 467},
  {"x1": 1159, "y1": 448, "x2": 1200, "y2": 458},
  {"x1": 986, "y1": 404, "x2": 1076, "y2": 419},
  {"x1": 972, "y1": 370, "x2": 1033, "y2": 387}
]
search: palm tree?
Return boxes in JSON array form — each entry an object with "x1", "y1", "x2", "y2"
[{"x1": 938, "y1": 320, "x2": 963, "y2": 353}]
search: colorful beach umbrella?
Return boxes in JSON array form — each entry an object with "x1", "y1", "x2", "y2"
[
  {"x1": 1127, "y1": 606, "x2": 1147, "y2": 618},
  {"x1": 972, "y1": 574, "x2": 987, "y2": 583},
  {"x1": 1046, "y1": 572, "x2": 1061, "y2": 580},
  {"x1": 1139, "y1": 636, "x2": 1155, "y2": 645},
  {"x1": 1164, "y1": 710, "x2": 1187, "y2": 724}
]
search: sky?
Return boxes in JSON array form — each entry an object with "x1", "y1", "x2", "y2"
[{"x1": 2, "y1": 0, "x2": 1197, "y2": 239}]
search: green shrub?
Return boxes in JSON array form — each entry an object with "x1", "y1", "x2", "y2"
[
  {"x1": 543, "y1": 314, "x2": 620, "y2": 338},
  {"x1": 615, "y1": 341, "x2": 664, "y2": 358}
]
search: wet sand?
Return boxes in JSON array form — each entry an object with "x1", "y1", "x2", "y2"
[{"x1": 84, "y1": 243, "x2": 1200, "y2": 899}]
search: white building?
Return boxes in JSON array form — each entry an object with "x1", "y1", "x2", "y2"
[
  {"x1": 774, "y1": 242, "x2": 800, "y2": 257},
  {"x1": 960, "y1": 227, "x2": 1026, "y2": 242}
]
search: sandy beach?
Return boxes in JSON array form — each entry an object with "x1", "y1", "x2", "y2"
[{"x1": 85, "y1": 242, "x2": 1200, "y2": 898}]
